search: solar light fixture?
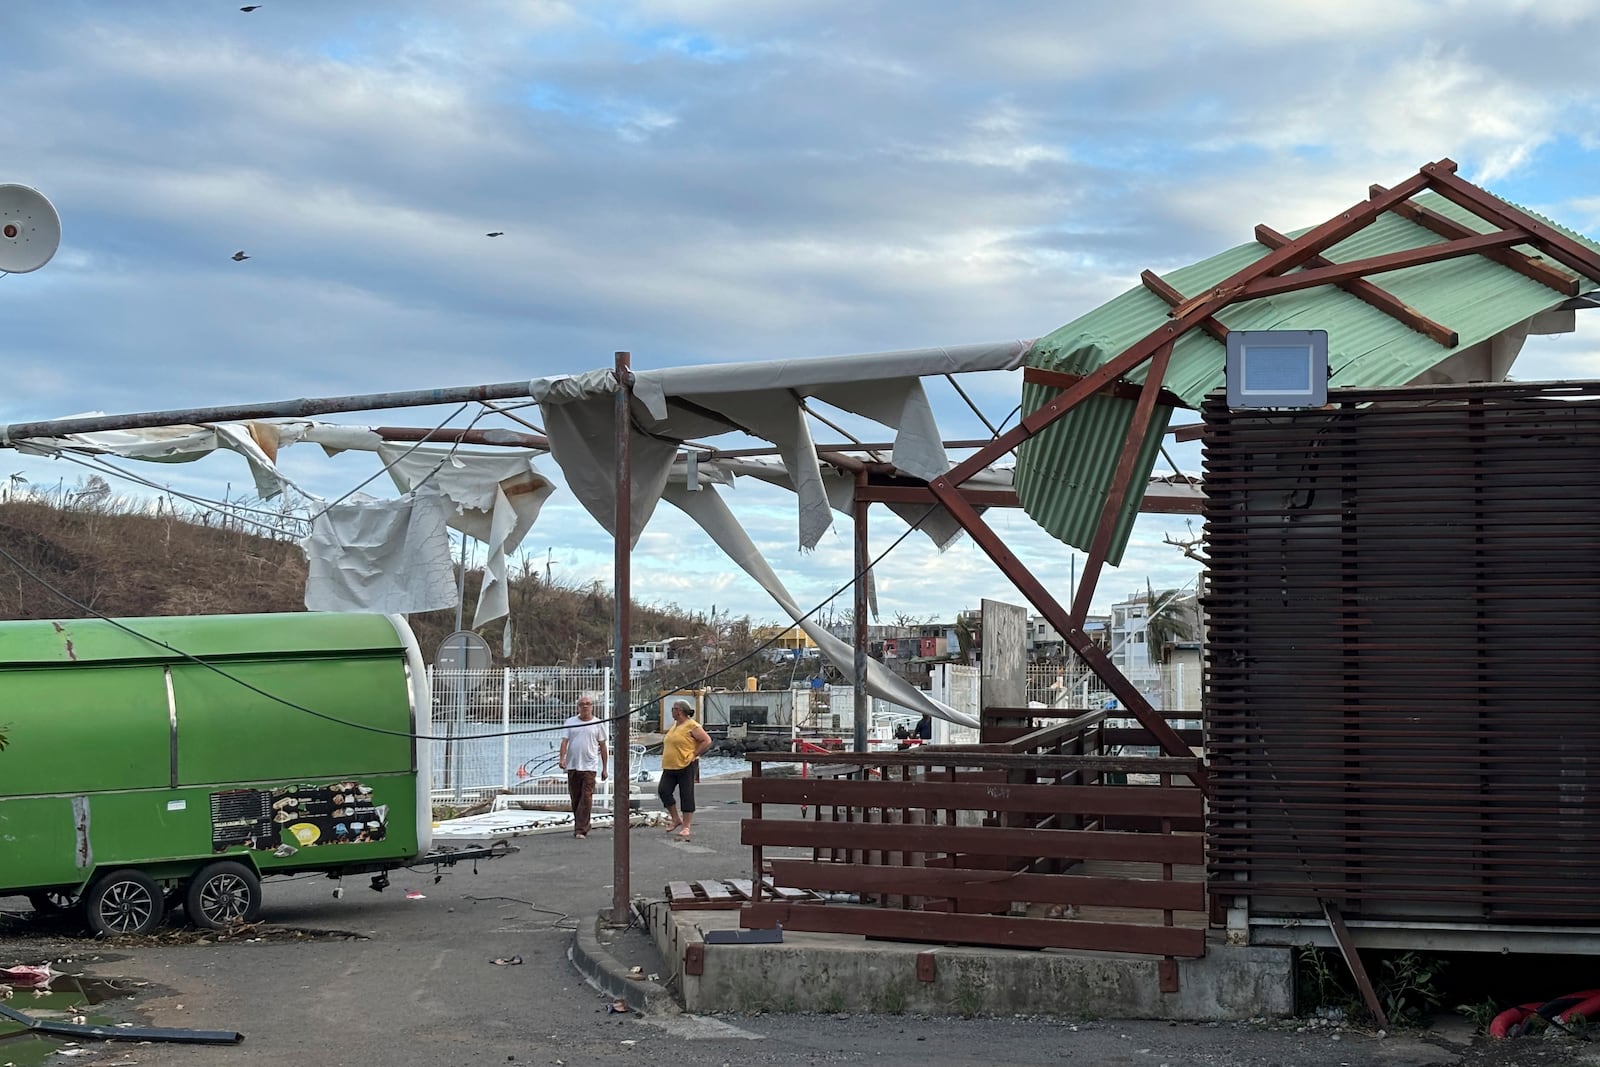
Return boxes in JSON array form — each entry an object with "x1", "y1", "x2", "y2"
[{"x1": 1224, "y1": 329, "x2": 1329, "y2": 409}]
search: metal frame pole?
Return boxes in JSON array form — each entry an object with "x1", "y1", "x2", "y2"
[
  {"x1": 853, "y1": 470, "x2": 869, "y2": 753},
  {"x1": 610, "y1": 351, "x2": 634, "y2": 926}
]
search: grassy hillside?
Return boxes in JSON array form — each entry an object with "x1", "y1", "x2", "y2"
[{"x1": 0, "y1": 495, "x2": 793, "y2": 692}]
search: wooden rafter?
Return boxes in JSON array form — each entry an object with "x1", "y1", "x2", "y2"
[
  {"x1": 1140, "y1": 270, "x2": 1229, "y2": 342},
  {"x1": 1022, "y1": 366, "x2": 1186, "y2": 409},
  {"x1": 1237, "y1": 228, "x2": 1532, "y2": 302},
  {"x1": 1425, "y1": 167, "x2": 1600, "y2": 285},
  {"x1": 1252, "y1": 224, "x2": 1458, "y2": 347},
  {"x1": 1372, "y1": 183, "x2": 1581, "y2": 296}
]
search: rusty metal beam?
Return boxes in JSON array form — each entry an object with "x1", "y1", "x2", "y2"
[
  {"x1": 853, "y1": 469, "x2": 869, "y2": 753},
  {"x1": 854, "y1": 480, "x2": 1204, "y2": 516},
  {"x1": 1140, "y1": 270, "x2": 1229, "y2": 342},
  {"x1": 610, "y1": 351, "x2": 633, "y2": 926},
  {"x1": 0, "y1": 381, "x2": 541, "y2": 441},
  {"x1": 1371, "y1": 183, "x2": 1580, "y2": 295},
  {"x1": 373, "y1": 426, "x2": 549, "y2": 449},
  {"x1": 1252, "y1": 224, "x2": 1458, "y2": 347},
  {"x1": 1323, "y1": 901, "x2": 1390, "y2": 1031},
  {"x1": 856, "y1": 483, "x2": 1019, "y2": 507}
]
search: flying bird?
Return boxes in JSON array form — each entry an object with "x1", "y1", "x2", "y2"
[
  {"x1": 231, "y1": 250, "x2": 250, "y2": 261},
  {"x1": 485, "y1": 231, "x2": 505, "y2": 237},
  {"x1": 240, "y1": 5, "x2": 261, "y2": 11}
]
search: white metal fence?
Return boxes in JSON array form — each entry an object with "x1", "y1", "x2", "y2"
[
  {"x1": 425, "y1": 659, "x2": 1201, "y2": 804},
  {"x1": 428, "y1": 667, "x2": 615, "y2": 805}
]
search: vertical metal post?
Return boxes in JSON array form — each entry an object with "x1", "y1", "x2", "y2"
[
  {"x1": 451, "y1": 539, "x2": 467, "y2": 801},
  {"x1": 611, "y1": 351, "x2": 634, "y2": 926},
  {"x1": 853, "y1": 471, "x2": 869, "y2": 754},
  {"x1": 500, "y1": 667, "x2": 511, "y2": 791}
]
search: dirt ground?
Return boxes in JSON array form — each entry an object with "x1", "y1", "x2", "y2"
[{"x1": 2, "y1": 777, "x2": 1598, "y2": 1067}]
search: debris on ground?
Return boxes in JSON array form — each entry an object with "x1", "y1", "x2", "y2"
[
  {"x1": 607, "y1": 1000, "x2": 630, "y2": 1014},
  {"x1": 0, "y1": 963, "x2": 56, "y2": 986},
  {"x1": 0, "y1": 999, "x2": 243, "y2": 1044},
  {"x1": 490, "y1": 955, "x2": 524, "y2": 966}
]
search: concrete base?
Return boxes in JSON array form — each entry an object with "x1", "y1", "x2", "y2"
[{"x1": 645, "y1": 906, "x2": 1294, "y2": 1021}]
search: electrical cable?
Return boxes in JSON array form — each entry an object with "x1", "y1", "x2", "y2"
[
  {"x1": 0, "y1": 402, "x2": 1041, "y2": 742},
  {"x1": 45, "y1": 450, "x2": 312, "y2": 538},
  {"x1": 0, "y1": 495, "x2": 939, "y2": 741}
]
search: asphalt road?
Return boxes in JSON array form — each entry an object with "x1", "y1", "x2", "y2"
[{"x1": 2, "y1": 779, "x2": 1597, "y2": 1067}]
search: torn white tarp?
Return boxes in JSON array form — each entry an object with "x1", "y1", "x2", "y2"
[
  {"x1": 376, "y1": 445, "x2": 555, "y2": 626},
  {"x1": 302, "y1": 488, "x2": 459, "y2": 615},
  {"x1": 17, "y1": 416, "x2": 556, "y2": 625},
  {"x1": 530, "y1": 340, "x2": 1031, "y2": 549},
  {"x1": 662, "y1": 479, "x2": 977, "y2": 728},
  {"x1": 685, "y1": 454, "x2": 1015, "y2": 552},
  {"x1": 10, "y1": 418, "x2": 301, "y2": 500}
]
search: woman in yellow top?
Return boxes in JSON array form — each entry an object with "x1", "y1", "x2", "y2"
[{"x1": 658, "y1": 700, "x2": 712, "y2": 840}]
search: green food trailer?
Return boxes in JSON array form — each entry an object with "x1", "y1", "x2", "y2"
[{"x1": 0, "y1": 611, "x2": 439, "y2": 936}]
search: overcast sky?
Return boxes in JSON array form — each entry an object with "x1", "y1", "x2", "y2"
[{"x1": 1, "y1": 1, "x2": 1597, "y2": 628}]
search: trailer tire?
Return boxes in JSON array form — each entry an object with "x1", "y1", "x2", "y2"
[
  {"x1": 185, "y1": 861, "x2": 261, "y2": 929},
  {"x1": 84, "y1": 869, "x2": 165, "y2": 937},
  {"x1": 25, "y1": 889, "x2": 81, "y2": 918}
]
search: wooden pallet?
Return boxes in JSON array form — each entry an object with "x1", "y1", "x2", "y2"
[{"x1": 665, "y1": 877, "x2": 823, "y2": 910}]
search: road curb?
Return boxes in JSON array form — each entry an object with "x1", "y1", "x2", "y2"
[{"x1": 569, "y1": 911, "x2": 681, "y2": 1016}]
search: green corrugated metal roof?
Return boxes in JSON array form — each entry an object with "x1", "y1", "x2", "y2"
[{"x1": 1016, "y1": 191, "x2": 1600, "y2": 561}]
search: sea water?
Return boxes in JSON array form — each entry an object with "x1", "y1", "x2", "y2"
[{"x1": 428, "y1": 723, "x2": 784, "y2": 796}]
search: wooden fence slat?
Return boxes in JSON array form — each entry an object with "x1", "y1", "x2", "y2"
[
  {"x1": 746, "y1": 751, "x2": 1202, "y2": 774},
  {"x1": 767, "y1": 859, "x2": 1204, "y2": 911},
  {"x1": 743, "y1": 778, "x2": 1204, "y2": 818},
  {"x1": 741, "y1": 819, "x2": 1204, "y2": 865},
  {"x1": 740, "y1": 902, "x2": 1206, "y2": 957}
]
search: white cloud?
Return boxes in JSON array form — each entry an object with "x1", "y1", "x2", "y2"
[{"x1": 1, "y1": 0, "x2": 1596, "y2": 626}]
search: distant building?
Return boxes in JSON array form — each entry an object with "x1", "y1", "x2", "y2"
[{"x1": 589, "y1": 638, "x2": 695, "y2": 674}]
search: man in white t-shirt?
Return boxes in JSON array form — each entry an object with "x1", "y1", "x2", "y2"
[{"x1": 558, "y1": 695, "x2": 609, "y2": 839}]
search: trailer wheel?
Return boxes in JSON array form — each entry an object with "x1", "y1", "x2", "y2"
[
  {"x1": 185, "y1": 861, "x2": 261, "y2": 930},
  {"x1": 25, "y1": 889, "x2": 81, "y2": 918},
  {"x1": 84, "y1": 870, "x2": 165, "y2": 937}
]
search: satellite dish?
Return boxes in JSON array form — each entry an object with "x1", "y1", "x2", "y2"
[{"x1": 0, "y1": 184, "x2": 61, "y2": 273}]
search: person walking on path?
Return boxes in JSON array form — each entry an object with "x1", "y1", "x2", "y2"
[
  {"x1": 658, "y1": 699, "x2": 711, "y2": 840},
  {"x1": 559, "y1": 695, "x2": 608, "y2": 839}
]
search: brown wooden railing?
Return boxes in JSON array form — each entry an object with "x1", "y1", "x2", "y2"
[{"x1": 741, "y1": 729, "x2": 1207, "y2": 957}]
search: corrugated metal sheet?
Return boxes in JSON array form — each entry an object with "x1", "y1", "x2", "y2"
[
  {"x1": 1016, "y1": 190, "x2": 1600, "y2": 556},
  {"x1": 1203, "y1": 381, "x2": 1600, "y2": 922}
]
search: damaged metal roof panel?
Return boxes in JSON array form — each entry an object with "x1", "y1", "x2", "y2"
[{"x1": 1017, "y1": 190, "x2": 1600, "y2": 558}]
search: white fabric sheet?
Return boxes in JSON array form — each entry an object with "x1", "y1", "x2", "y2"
[
  {"x1": 530, "y1": 340, "x2": 1031, "y2": 550},
  {"x1": 375, "y1": 445, "x2": 555, "y2": 626},
  {"x1": 661, "y1": 480, "x2": 978, "y2": 728},
  {"x1": 302, "y1": 489, "x2": 459, "y2": 615}
]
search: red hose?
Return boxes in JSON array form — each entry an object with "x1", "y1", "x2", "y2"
[{"x1": 1490, "y1": 990, "x2": 1600, "y2": 1038}]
